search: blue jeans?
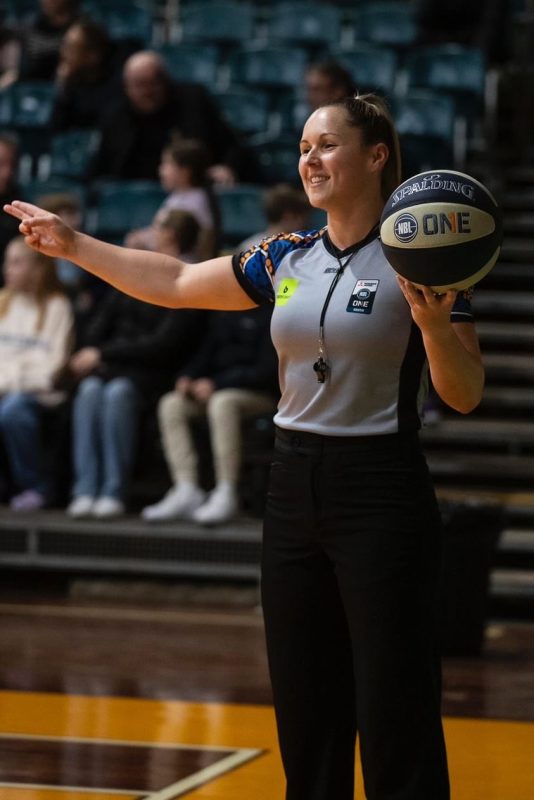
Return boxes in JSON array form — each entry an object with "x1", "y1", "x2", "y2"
[
  {"x1": 0, "y1": 392, "x2": 44, "y2": 494},
  {"x1": 72, "y1": 376, "x2": 139, "y2": 500}
]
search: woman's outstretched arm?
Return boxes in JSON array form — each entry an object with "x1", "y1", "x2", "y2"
[{"x1": 4, "y1": 200, "x2": 255, "y2": 311}]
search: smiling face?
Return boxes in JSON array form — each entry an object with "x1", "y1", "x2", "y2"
[{"x1": 298, "y1": 105, "x2": 388, "y2": 215}]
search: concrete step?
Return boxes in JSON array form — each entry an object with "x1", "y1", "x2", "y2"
[
  {"x1": 500, "y1": 239, "x2": 534, "y2": 262},
  {"x1": 479, "y1": 385, "x2": 534, "y2": 412},
  {"x1": 482, "y1": 352, "x2": 534, "y2": 381},
  {"x1": 477, "y1": 321, "x2": 534, "y2": 346},
  {"x1": 421, "y1": 418, "x2": 534, "y2": 448},
  {"x1": 499, "y1": 528, "x2": 534, "y2": 554},
  {"x1": 426, "y1": 451, "x2": 534, "y2": 484},
  {"x1": 490, "y1": 569, "x2": 534, "y2": 598},
  {"x1": 473, "y1": 291, "x2": 534, "y2": 316}
]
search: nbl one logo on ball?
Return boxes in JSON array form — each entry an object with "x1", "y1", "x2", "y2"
[{"x1": 393, "y1": 213, "x2": 418, "y2": 242}]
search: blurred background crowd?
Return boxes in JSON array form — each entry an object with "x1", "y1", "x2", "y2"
[{"x1": 0, "y1": 0, "x2": 531, "y2": 526}]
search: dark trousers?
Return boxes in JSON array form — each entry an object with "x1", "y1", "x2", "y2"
[{"x1": 261, "y1": 427, "x2": 450, "y2": 800}]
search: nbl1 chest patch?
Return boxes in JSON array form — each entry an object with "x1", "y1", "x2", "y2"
[{"x1": 346, "y1": 279, "x2": 380, "y2": 314}]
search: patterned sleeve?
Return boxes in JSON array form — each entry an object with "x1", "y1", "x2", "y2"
[
  {"x1": 232, "y1": 237, "x2": 278, "y2": 305},
  {"x1": 232, "y1": 229, "x2": 325, "y2": 306},
  {"x1": 450, "y1": 288, "x2": 474, "y2": 323}
]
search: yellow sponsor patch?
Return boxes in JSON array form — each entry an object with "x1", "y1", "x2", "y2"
[{"x1": 276, "y1": 278, "x2": 299, "y2": 306}]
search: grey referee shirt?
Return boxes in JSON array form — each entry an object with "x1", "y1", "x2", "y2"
[{"x1": 232, "y1": 227, "x2": 474, "y2": 436}]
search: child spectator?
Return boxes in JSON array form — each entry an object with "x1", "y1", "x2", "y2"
[
  {"x1": 237, "y1": 183, "x2": 312, "y2": 252},
  {"x1": 125, "y1": 137, "x2": 220, "y2": 260},
  {"x1": 142, "y1": 305, "x2": 278, "y2": 525},
  {"x1": 65, "y1": 214, "x2": 207, "y2": 519},
  {"x1": 0, "y1": 237, "x2": 73, "y2": 511},
  {"x1": 153, "y1": 209, "x2": 202, "y2": 262}
]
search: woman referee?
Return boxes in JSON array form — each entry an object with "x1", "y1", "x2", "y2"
[{"x1": 5, "y1": 94, "x2": 483, "y2": 800}]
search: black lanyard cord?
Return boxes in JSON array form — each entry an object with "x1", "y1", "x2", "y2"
[{"x1": 313, "y1": 223, "x2": 380, "y2": 383}]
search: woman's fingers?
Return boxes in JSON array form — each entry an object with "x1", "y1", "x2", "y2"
[{"x1": 8, "y1": 200, "x2": 45, "y2": 216}]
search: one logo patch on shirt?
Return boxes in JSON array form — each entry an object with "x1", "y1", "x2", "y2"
[
  {"x1": 276, "y1": 278, "x2": 300, "y2": 306},
  {"x1": 346, "y1": 279, "x2": 380, "y2": 314}
]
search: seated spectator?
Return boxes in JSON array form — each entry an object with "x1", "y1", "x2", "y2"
[
  {"x1": 153, "y1": 209, "x2": 202, "y2": 262},
  {"x1": 0, "y1": 237, "x2": 74, "y2": 511},
  {"x1": 0, "y1": 133, "x2": 23, "y2": 269},
  {"x1": 305, "y1": 60, "x2": 356, "y2": 112},
  {"x1": 125, "y1": 138, "x2": 220, "y2": 260},
  {"x1": 142, "y1": 305, "x2": 278, "y2": 525},
  {"x1": 65, "y1": 228, "x2": 207, "y2": 518},
  {"x1": 3, "y1": 0, "x2": 81, "y2": 88},
  {"x1": 37, "y1": 191, "x2": 107, "y2": 340},
  {"x1": 90, "y1": 51, "x2": 255, "y2": 185},
  {"x1": 51, "y1": 18, "x2": 120, "y2": 132},
  {"x1": 237, "y1": 183, "x2": 312, "y2": 252}
]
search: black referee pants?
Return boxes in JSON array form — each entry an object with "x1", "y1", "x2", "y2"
[{"x1": 261, "y1": 427, "x2": 450, "y2": 800}]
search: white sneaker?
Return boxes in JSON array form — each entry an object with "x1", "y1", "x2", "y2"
[
  {"x1": 141, "y1": 484, "x2": 206, "y2": 522},
  {"x1": 192, "y1": 484, "x2": 238, "y2": 525},
  {"x1": 67, "y1": 495, "x2": 95, "y2": 518},
  {"x1": 92, "y1": 497, "x2": 125, "y2": 519}
]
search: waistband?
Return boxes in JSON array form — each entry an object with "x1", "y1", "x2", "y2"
[{"x1": 274, "y1": 425, "x2": 420, "y2": 455}]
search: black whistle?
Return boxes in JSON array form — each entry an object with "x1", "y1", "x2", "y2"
[{"x1": 313, "y1": 358, "x2": 328, "y2": 383}]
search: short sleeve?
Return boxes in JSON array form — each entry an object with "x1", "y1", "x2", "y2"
[
  {"x1": 450, "y1": 288, "x2": 474, "y2": 323},
  {"x1": 232, "y1": 238, "x2": 275, "y2": 306}
]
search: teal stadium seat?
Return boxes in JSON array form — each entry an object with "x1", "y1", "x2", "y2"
[
  {"x1": 21, "y1": 177, "x2": 88, "y2": 206},
  {"x1": 215, "y1": 185, "x2": 267, "y2": 245},
  {"x1": 392, "y1": 90, "x2": 460, "y2": 179},
  {"x1": 0, "y1": 82, "x2": 56, "y2": 169},
  {"x1": 266, "y1": 3, "x2": 342, "y2": 49},
  {"x1": 179, "y1": 1, "x2": 256, "y2": 45},
  {"x1": 214, "y1": 87, "x2": 272, "y2": 138},
  {"x1": 403, "y1": 45, "x2": 487, "y2": 135},
  {"x1": 87, "y1": 181, "x2": 166, "y2": 241},
  {"x1": 154, "y1": 43, "x2": 220, "y2": 87},
  {"x1": 47, "y1": 129, "x2": 101, "y2": 180},
  {"x1": 83, "y1": 1, "x2": 154, "y2": 45},
  {"x1": 329, "y1": 43, "x2": 398, "y2": 98},
  {"x1": 254, "y1": 136, "x2": 301, "y2": 186},
  {"x1": 353, "y1": 2, "x2": 417, "y2": 48},
  {"x1": 228, "y1": 45, "x2": 308, "y2": 89}
]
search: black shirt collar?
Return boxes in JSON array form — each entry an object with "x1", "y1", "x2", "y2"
[{"x1": 323, "y1": 223, "x2": 380, "y2": 259}]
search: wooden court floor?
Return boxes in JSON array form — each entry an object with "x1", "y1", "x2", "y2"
[{"x1": 0, "y1": 574, "x2": 533, "y2": 799}]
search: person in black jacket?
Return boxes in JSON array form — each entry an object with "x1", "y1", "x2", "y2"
[
  {"x1": 142, "y1": 305, "x2": 278, "y2": 525},
  {"x1": 90, "y1": 50, "x2": 255, "y2": 185},
  {"x1": 65, "y1": 290, "x2": 206, "y2": 519},
  {"x1": 51, "y1": 18, "x2": 120, "y2": 133},
  {"x1": 0, "y1": 134, "x2": 23, "y2": 271}
]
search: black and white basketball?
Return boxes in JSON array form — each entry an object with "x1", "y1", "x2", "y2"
[{"x1": 380, "y1": 170, "x2": 502, "y2": 292}]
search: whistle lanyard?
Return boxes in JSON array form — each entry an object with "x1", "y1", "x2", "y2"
[{"x1": 314, "y1": 224, "x2": 380, "y2": 383}]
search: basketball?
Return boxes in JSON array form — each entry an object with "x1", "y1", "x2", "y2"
[{"x1": 380, "y1": 170, "x2": 503, "y2": 292}]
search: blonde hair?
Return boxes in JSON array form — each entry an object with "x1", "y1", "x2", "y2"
[
  {"x1": 324, "y1": 93, "x2": 402, "y2": 202},
  {"x1": 0, "y1": 237, "x2": 65, "y2": 331}
]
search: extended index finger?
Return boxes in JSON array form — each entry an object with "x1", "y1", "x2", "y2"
[{"x1": 3, "y1": 200, "x2": 46, "y2": 220}]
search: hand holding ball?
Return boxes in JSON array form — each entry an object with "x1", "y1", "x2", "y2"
[{"x1": 380, "y1": 170, "x2": 502, "y2": 292}]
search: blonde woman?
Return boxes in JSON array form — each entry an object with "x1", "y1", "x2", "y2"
[{"x1": 0, "y1": 237, "x2": 73, "y2": 511}]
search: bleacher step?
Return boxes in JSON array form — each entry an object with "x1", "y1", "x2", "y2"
[
  {"x1": 476, "y1": 321, "x2": 534, "y2": 346},
  {"x1": 473, "y1": 291, "x2": 534, "y2": 315},
  {"x1": 482, "y1": 352, "x2": 534, "y2": 381},
  {"x1": 422, "y1": 418, "x2": 534, "y2": 448}
]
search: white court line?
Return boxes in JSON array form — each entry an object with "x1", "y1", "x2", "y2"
[
  {"x1": 142, "y1": 748, "x2": 263, "y2": 800},
  {"x1": 0, "y1": 731, "x2": 237, "y2": 751},
  {"x1": 0, "y1": 732, "x2": 265, "y2": 799}
]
